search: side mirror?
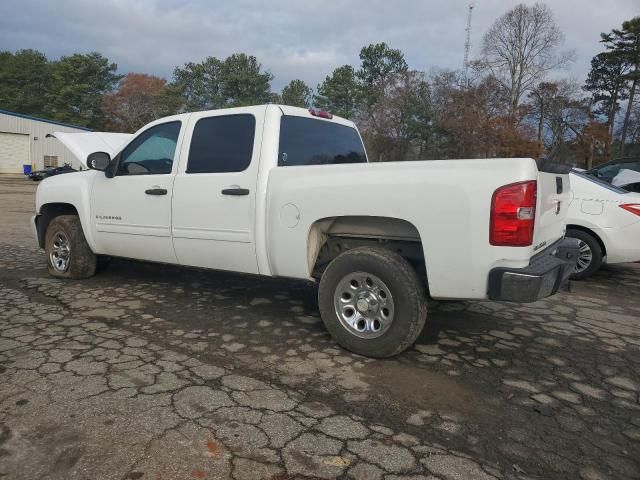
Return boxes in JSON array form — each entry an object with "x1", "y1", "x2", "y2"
[{"x1": 87, "y1": 152, "x2": 111, "y2": 171}]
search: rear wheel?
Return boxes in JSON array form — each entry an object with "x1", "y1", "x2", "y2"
[
  {"x1": 566, "y1": 229, "x2": 602, "y2": 280},
  {"x1": 45, "y1": 215, "x2": 97, "y2": 279},
  {"x1": 318, "y1": 247, "x2": 427, "y2": 358}
]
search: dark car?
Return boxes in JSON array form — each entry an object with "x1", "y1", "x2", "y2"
[
  {"x1": 28, "y1": 164, "x2": 77, "y2": 181},
  {"x1": 589, "y1": 158, "x2": 640, "y2": 193}
]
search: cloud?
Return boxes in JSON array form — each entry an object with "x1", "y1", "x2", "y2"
[{"x1": 0, "y1": 0, "x2": 637, "y2": 91}]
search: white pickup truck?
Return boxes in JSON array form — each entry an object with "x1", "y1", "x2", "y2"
[{"x1": 33, "y1": 104, "x2": 578, "y2": 357}]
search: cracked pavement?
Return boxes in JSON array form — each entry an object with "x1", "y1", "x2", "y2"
[{"x1": 0, "y1": 176, "x2": 639, "y2": 480}]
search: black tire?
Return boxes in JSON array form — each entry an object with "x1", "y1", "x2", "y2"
[
  {"x1": 45, "y1": 215, "x2": 97, "y2": 279},
  {"x1": 566, "y1": 229, "x2": 602, "y2": 280},
  {"x1": 318, "y1": 247, "x2": 427, "y2": 358}
]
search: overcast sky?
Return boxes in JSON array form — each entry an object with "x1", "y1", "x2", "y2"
[{"x1": 1, "y1": 0, "x2": 637, "y2": 91}]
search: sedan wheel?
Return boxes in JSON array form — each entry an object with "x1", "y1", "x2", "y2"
[
  {"x1": 566, "y1": 229, "x2": 602, "y2": 280},
  {"x1": 574, "y1": 240, "x2": 593, "y2": 274}
]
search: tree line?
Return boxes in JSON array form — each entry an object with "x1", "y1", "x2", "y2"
[{"x1": 0, "y1": 3, "x2": 638, "y2": 166}]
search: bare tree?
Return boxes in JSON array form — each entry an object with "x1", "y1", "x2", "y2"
[
  {"x1": 480, "y1": 3, "x2": 573, "y2": 119},
  {"x1": 527, "y1": 82, "x2": 557, "y2": 156}
]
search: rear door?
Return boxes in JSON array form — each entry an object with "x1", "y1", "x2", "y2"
[
  {"x1": 533, "y1": 171, "x2": 571, "y2": 251},
  {"x1": 171, "y1": 106, "x2": 265, "y2": 274}
]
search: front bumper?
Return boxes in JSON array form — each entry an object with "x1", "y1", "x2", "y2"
[{"x1": 488, "y1": 238, "x2": 580, "y2": 303}]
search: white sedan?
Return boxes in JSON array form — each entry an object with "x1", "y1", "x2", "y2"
[{"x1": 566, "y1": 170, "x2": 640, "y2": 279}]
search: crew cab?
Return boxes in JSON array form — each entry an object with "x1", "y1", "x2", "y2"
[{"x1": 33, "y1": 105, "x2": 578, "y2": 357}]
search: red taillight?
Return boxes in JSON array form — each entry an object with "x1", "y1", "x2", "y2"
[
  {"x1": 620, "y1": 204, "x2": 640, "y2": 216},
  {"x1": 309, "y1": 108, "x2": 333, "y2": 119},
  {"x1": 490, "y1": 181, "x2": 537, "y2": 246}
]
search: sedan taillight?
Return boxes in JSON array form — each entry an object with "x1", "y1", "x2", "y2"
[
  {"x1": 490, "y1": 181, "x2": 537, "y2": 246},
  {"x1": 620, "y1": 204, "x2": 640, "y2": 216}
]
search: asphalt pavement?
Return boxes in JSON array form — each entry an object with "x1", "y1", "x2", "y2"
[{"x1": 1, "y1": 176, "x2": 639, "y2": 479}]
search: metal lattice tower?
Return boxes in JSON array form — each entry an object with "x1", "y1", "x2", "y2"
[{"x1": 463, "y1": 2, "x2": 475, "y2": 79}]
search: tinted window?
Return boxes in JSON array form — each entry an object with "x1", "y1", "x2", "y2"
[
  {"x1": 278, "y1": 116, "x2": 367, "y2": 166},
  {"x1": 117, "y1": 122, "x2": 181, "y2": 176},
  {"x1": 187, "y1": 115, "x2": 256, "y2": 173}
]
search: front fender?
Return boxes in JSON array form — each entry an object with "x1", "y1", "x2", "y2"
[{"x1": 35, "y1": 171, "x2": 98, "y2": 252}]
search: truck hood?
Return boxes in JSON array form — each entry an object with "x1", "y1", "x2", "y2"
[{"x1": 47, "y1": 131, "x2": 133, "y2": 167}]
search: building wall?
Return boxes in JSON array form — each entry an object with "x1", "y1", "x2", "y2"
[{"x1": 0, "y1": 112, "x2": 90, "y2": 170}]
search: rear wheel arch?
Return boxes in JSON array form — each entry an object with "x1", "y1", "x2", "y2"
[{"x1": 307, "y1": 216, "x2": 429, "y2": 291}]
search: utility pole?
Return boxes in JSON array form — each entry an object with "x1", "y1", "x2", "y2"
[{"x1": 463, "y1": 2, "x2": 475, "y2": 83}]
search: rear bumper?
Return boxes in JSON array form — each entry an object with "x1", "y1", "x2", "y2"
[{"x1": 488, "y1": 238, "x2": 579, "y2": 303}]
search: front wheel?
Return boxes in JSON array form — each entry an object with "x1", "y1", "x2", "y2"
[
  {"x1": 318, "y1": 247, "x2": 427, "y2": 358},
  {"x1": 45, "y1": 215, "x2": 97, "y2": 279},
  {"x1": 566, "y1": 229, "x2": 602, "y2": 280}
]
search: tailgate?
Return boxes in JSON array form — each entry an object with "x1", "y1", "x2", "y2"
[{"x1": 533, "y1": 172, "x2": 570, "y2": 251}]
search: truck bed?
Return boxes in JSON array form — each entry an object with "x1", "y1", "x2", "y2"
[{"x1": 265, "y1": 158, "x2": 570, "y2": 300}]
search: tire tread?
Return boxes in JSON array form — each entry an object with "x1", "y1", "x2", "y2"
[
  {"x1": 45, "y1": 215, "x2": 96, "y2": 279},
  {"x1": 318, "y1": 246, "x2": 427, "y2": 358}
]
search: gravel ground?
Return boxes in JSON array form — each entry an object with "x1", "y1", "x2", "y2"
[{"x1": 0, "y1": 175, "x2": 639, "y2": 480}]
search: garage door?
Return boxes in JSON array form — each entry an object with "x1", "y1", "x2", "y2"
[{"x1": 0, "y1": 132, "x2": 30, "y2": 173}]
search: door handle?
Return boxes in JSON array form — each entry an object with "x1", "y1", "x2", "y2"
[
  {"x1": 145, "y1": 188, "x2": 167, "y2": 195},
  {"x1": 221, "y1": 187, "x2": 250, "y2": 196}
]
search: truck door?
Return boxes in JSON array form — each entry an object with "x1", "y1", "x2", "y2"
[
  {"x1": 171, "y1": 106, "x2": 265, "y2": 274},
  {"x1": 90, "y1": 120, "x2": 184, "y2": 263}
]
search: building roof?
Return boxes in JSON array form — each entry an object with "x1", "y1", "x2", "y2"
[{"x1": 0, "y1": 108, "x2": 92, "y2": 131}]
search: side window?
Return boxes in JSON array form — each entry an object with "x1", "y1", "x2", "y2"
[
  {"x1": 187, "y1": 115, "x2": 256, "y2": 173},
  {"x1": 278, "y1": 116, "x2": 367, "y2": 166},
  {"x1": 117, "y1": 121, "x2": 181, "y2": 176}
]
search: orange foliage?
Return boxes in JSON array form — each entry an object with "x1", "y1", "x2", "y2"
[{"x1": 102, "y1": 73, "x2": 167, "y2": 132}]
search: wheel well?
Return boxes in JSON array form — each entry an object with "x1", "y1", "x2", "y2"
[
  {"x1": 567, "y1": 225, "x2": 606, "y2": 256},
  {"x1": 308, "y1": 216, "x2": 427, "y2": 285},
  {"x1": 36, "y1": 203, "x2": 79, "y2": 248}
]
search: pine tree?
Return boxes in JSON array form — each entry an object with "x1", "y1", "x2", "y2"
[{"x1": 601, "y1": 17, "x2": 640, "y2": 156}]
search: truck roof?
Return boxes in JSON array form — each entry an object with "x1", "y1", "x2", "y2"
[
  {"x1": 274, "y1": 104, "x2": 355, "y2": 127},
  {"x1": 148, "y1": 104, "x2": 355, "y2": 130}
]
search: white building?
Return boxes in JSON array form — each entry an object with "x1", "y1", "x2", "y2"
[{"x1": 0, "y1": 109, "x2": 90, "y2": 174}]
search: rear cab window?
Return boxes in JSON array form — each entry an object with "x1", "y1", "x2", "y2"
[{"x1": 278, "y1": 116, "x2": 367, "y2": 166}]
